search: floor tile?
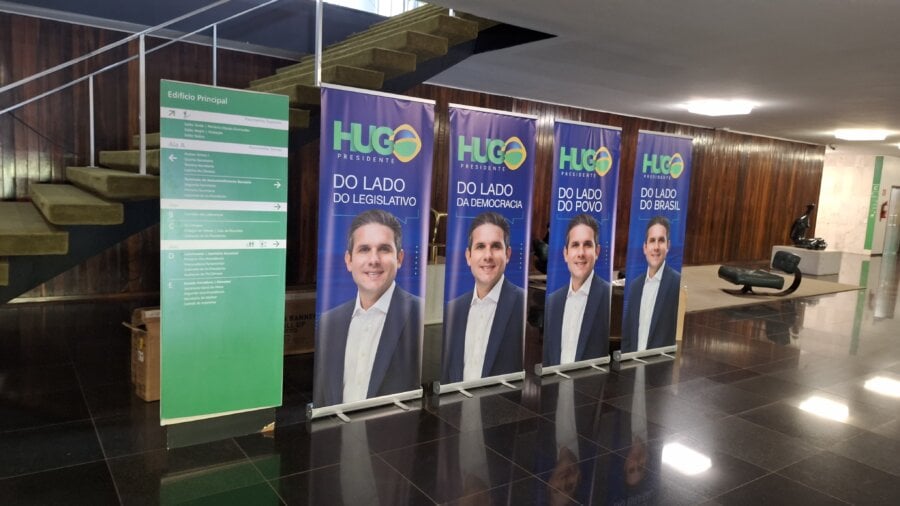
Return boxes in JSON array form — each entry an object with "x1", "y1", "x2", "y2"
[
  {"x1": 606, "y1": 387, "x2": 728, "y2": 433},
  {"x1": 378, "y1": 433, "x2": 529, "y2": 503},
  {"x1": 543, "y1": 400, "x2": 671, "y2": 453},
  {"x1": 728, "y1": 375, "x2": 815, "y2": 402},
  {"x1": 676, "y1": 415, "x2": 819, "y2": 472},
  {"x1": 712, "y1": 472, "x2": 848, "y2": 505},
  {"x1": 432, "y1": 394, "x2": 537, "y2": 432},
  {"x1": 534, "y1": 450, "x2": 708, "y2": 505},
  {"x1": 446, "y1": 476, "x2": 574, "y2": 506},
  {"x1": 657, "y1": 377, "x2": 773, "y2": 415},
  {"x1": 272, "y1": 456, "x2": 433, "y2": 505},
  {"x1": 0, "y1": 461, "x2": 119, "y2": 506},
  {"x1": 94, "y1": 412, "x2": 167, "y2": 458},
  {"x1": 235, "y1": 421, "x2": 347, "y2": 480},
  {"x1": 737, "y1": 401, "x2": 864, "y2": 449},
  {"x1": 0, "y1": 419, "x2": 103, "y2": 478},
  {"x1": 615, "y1": 436, "x2": 768, "y2": 499},
  {"x1": 108, "y1": 438, "x2": 265, "y2": 505},
  {"x1": 178, "y1": 482, "x2": 284, "y2": 505},
  {"x1": 779, "y1": 451, "x2": 900, "y2": 505},
  {"x1": 482, "y1": 416, "x2": 602, "y2": 475},
  {"x1": 0, "y1": 387, "x2": 91, "y2": 432},
  {"x1": 829, "y1": 430, "x2": 900, "y2": 477}
]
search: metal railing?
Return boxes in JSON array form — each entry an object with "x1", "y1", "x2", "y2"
[
  {"x1": 1, "y1": 0, "x2": 290, "y2": 175},
  {"x1": 0, "y1": 0, "x2": 429, "y2": 178}
]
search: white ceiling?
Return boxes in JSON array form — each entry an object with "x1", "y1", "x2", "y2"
[{"x1": 430, "y1": 0, "x2": 900, "y2": 156}]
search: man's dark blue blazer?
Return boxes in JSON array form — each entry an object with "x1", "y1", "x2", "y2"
[
  {"x1": 621, "y1": 264, "x2": 681, "y2": 353},
  {"x1": 313, "y1": 286, "x2": 421, "y2": 407},
  {"x1": 441, "y1": 277, "x2": 524, "y2": 384},
  {"x1": 543, "y1": 273, "x2": 611, "y2": 366}
]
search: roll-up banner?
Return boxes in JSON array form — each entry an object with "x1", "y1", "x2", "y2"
[
  {"x1": 159, "y1": 80, "x2": 288, "y2": 425},
  {"x1": 312, "y1": 85, "x2": 434, "y2": 415},
  {"x1": 441, "y1": 105, "x2": 536, "y2": 389},
  {"x1": 621, "y1": 131, "x2": 693, "y2": 356},
  {"x1": 543, "y1": 121, "x2": 621, "y2": 370}
]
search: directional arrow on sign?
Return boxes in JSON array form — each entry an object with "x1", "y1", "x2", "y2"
[
  {"x1": 168, "y1": 154, "x2": 178, "y2": 162},
  {"x1": 274, "y1": 181, "x2": 282, "y2": 189},
  {"x1": 274, "y1": 241, "x2": 280, "y2": 247},
  {"x1": 274, "y1": 204, "x2": 281, "y2": 210}
]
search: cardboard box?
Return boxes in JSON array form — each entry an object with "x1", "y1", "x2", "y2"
[
  {"x1": 129, "y1": 307, "x2": 161, "y2": 402},
  {"x1": 284, "y1": 289, "x2": 316, "y2": 355},
  {"x1": 125, "y1": 292, "x2": 315, "y2": 402}
]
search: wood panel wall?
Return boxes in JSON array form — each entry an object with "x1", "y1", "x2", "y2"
[
  {"x1": 2, "y1": 13, "x2": 825, "y2": 298},
  {"x1": 0, "y1": 13, "x2": 291, "y2": 298}
]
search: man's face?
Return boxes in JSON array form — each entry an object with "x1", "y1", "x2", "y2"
[
  {"x1": 345, "y1": 223, "x2": 403, "y2": 306},
  {"x1": 642, "y1": 223, "x2": 669, "y2": 273},
  {"x1": 465, "y1": 223, "x2": 511, "y2": 295},
  {"x1": 563, "y1": 224, "x2": 600, "y2": 287}
]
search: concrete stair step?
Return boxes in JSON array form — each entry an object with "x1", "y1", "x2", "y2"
[
  {"x1": 316, "y1": 7, "x2": 451, "y2": 57},
  {"x1": 259, "y1": 66, "x2": 384, "y2": 97},
  {"x1": 365, "y1": 4, "x2": 446, "y2": 33},
  {"x1": 0, "y1": 258, "x2": 7, "y2": 286},
  {"x1": 305, "y1": 13, "x2": 476, "y2": 61},
  {"x1": 99, "y1": 149, "x2": 160, "y2": 175},
  {"x1": 131, "y1": 132, "x2": 161, "y2": 149},
  {"x1": 275, "y1": 31, "x2": 446, "y2": 78},
  {"x1": 0, "y1": 202, "x2": 68, "y2": 256},
  {"x1": 66, "y1": 166, "x2": 159, "y2": 200},
  {"x1": 29, "y1": 184, "x2": 124, "y2": 225},
  {"x1": 253, "y1": 48, "x2": 415, "y2": 89}
]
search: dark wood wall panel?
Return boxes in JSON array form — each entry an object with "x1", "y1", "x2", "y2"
[
  {"x1": 3, "y1": 13, "x2": 824, "y2": 298},
  {"x1": 1, "y1": 13, "x2": 291, "y2": 298},
  {"x1": 402, "y1": 84, "x2": 824, "y2": 270}
]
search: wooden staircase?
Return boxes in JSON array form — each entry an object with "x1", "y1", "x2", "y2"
[{"x1": 0, "y1": 4, "x2": 540, "y2": 302}]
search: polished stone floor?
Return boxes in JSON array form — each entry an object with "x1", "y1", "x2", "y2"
[{"x1": 1, "y1": 254, "x2": 899, "y2": 504}]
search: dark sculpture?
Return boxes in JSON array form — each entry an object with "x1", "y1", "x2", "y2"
[{"x1": 790, "y1": 203, "x2": 827, "y2": 250}]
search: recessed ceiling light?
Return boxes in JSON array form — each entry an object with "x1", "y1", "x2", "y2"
[
  {"x1": 834, "y1": 129, "x2": 889, "y2": 141},
  {"x1": 684, "y1": 99, "x2": 755, "y2": 116}
]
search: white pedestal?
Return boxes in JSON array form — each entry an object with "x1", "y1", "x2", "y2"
[{"x1": 771, "y1": 245, "x2": 842, "y2": 275}]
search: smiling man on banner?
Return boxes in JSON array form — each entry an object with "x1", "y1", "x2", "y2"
[
  {"x1": 442, "y1": 211, "x2": 524, "y2": 383},
  {"x1": 543, "y1": 214, "x2": 610, "y2": 366},
  {"x1": 314, "y1": 209, "x2": 421, "y2": 407},
  {"x1": 622, "y1": 215, "x2": 681, "y2": 353}
]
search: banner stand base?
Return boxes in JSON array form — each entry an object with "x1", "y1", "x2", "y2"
[
  {"x1": 612, "y1": 345, "x2": 678, "y2": 364},
  {"x1": 436, "y1": 371, "x2": 526, "y2": 398},
  {"x1": 535, "y1": 356, "x2": 612, "y2": 377},
  {"x1": 306, "y1": 388, "x2": 423, "y2": 423}
]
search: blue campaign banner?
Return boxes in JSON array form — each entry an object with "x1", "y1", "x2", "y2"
[
  {"x1": 543, "y1": 120, "x2": 621, "y2": 367},
  {"x1": 441, "y1": 104, "x2": 536, "y2": 385},
  {"x1": 621, "y1": 130, "x2": 693, "y2": 353},
  {"x1": 313, "y1": 85, "x2": 434, "y2": 408}
]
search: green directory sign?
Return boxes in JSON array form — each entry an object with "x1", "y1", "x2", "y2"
[{"x1": 159, "y1": 80, "x2": 288, "y2": 425}]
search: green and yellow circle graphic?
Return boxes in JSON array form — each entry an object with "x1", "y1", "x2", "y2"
[
  {"x1": 391, "y1": 124, "x2": 422, "y2": 163},
  {"x1": 669, "y1": 153, "x2": 685, "y2": 179},
  {"x1": 503, "y1": 136, "x2": 527, "y2": 171},
  {"x1": 594, "y1": 146, "x2": 613, "y2": 177}
]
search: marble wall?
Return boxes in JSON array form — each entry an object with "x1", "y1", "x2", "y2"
[{"x1": 817, "y1": 152, "x2": 875, "y2": 254}]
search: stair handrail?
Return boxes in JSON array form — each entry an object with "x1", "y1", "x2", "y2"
[
  {"x1": 0, "y1": 0, "x2": 286, "y2": 171},
  {"x1": 0, "y1": 0, "x2": 428, "y2": 174},
  {"x1": 0, "y1": 0, "x2": 231, "y2": 97}
]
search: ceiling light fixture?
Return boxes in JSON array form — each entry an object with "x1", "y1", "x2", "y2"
[
  {"x1": 684, "y1": 99, "x2": 755, "y2": 116},
  {"x1": 834, "y1": 129, "x2": 889, "y2": 141}
]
